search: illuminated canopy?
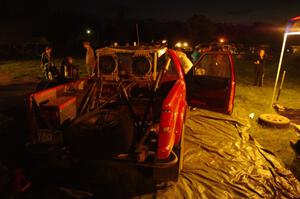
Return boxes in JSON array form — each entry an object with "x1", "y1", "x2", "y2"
[
  {"x1": 286, "y1": 16, "x2": 300, "y2": 33},
  {"x1": 271, "y1": 16, "x2": 300, "y2": 105}
]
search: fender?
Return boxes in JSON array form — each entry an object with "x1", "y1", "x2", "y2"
[{"x1": 174, "y1": 99, "x2": 187, "y2": 145}]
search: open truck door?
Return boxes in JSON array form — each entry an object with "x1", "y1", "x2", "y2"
[{"x1": 186, "y1": 51, "x2": 235, "y2": 114}]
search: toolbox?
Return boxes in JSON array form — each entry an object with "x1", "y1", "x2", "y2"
[{"x1": 40, "y1": 96, "x2": 77, "y2": 128}]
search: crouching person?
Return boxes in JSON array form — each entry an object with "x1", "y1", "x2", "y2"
[{"x1": 60, "y1": 56, "x2": 79, "y2": 80}]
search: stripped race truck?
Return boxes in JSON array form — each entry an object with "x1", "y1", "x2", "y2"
[{"x1": 27, "y1": 46, "x2": 187, "y2": 181}]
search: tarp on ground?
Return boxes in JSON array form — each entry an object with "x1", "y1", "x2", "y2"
[{"x1": 140, "y1": 109, "x2": 300, "y2": 199}]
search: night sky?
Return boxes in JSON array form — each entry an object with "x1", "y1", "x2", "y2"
[
  {"x1": 0, "y1": 0, "x2": 299, "y2": 55},
  {"x1": 1, "y1": 0, "x2": 300, "y2": 23}
]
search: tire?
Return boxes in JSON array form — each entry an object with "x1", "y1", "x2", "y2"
[
  {"x1": 153, "y1": 116, "x2": 185, "y2": 182},
  {"x1": 173, "y1": 120, "x2": 184, "y2": 179},
  {"x1": 66, "y1": 109, "x2": 134, "y2": 159},
  {"x1": 258, "y1": 113, "x2": 290, "y2": 128},
  {"x1": 178, "y1": 123, "x2": 184, "y2": 172}
]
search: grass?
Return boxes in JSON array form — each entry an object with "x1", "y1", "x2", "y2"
[
  {"x1": 0, "y1": 60, "x2": 42, "y2": 83},
  {"x1": 0, "y1": 56, "x2": 300, "y2": 178},
  {"x1": 0, "y1": 58, "x2": 87, "y2": 84},
  {"x1": 233, "y1": 57, "x2": 300, "y2": 178}
]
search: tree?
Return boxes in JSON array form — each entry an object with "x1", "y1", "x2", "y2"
[{"x1": 186, "y1": 14, "x2": 216, "y2": 45}]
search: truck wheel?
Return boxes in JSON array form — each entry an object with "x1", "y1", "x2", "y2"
[
  {"x1": 153, "y1": 124, "x2": 184, "y2": 182},
  {"x1": 177, "y1": 124, "x2": 184, "y2": 172},
  {"x1": 66, "y1": 109, "x2": 134, "y2": 159}
]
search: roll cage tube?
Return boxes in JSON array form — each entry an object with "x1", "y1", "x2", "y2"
[
  {"x1": 140, "y1": 56, "x2": 171, "y2": 129},
  {"x1": 121, "y1": 53, "x2": 171, "y2": 133},
  {"x1": 154, "y1": 56, "x2": 171, "y2": 92}
]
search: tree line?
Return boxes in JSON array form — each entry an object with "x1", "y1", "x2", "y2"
[{"x1": 0, "y1": 11, "x2": 284, "y2": 57}]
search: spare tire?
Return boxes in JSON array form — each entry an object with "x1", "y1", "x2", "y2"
[
  {"x1": 258, "y1": 113, "x2": 290, "y2": 128},
  {"x1": 66, "y1": 109, "x2": 134, "y2": 159}
]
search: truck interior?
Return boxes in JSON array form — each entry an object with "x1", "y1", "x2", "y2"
[{"x1": 186, "y1": 52, "x2": 235, "y2": 113}]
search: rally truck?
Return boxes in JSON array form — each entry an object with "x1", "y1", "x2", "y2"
[{"x1": 27, "y1": 46, "x2": 187, "y2": 181}]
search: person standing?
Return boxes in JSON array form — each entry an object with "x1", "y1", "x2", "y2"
[
  {"x1": 83, "y1": 41, "x2": 96, "y2": 77},
  {"x1": 254, "y1": 49, "x2": 266, "y2": 87},
  {"x1": 40, "y1": 46, "x2": 53, "y2": 79},
  {"x1": 191, "y1": 47, "x2": 201, "y2": 63}
]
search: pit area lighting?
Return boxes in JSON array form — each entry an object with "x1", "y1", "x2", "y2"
[
  {"x1": 219, "y1": 38, "x2": 225, "y2": 43},
  {"x1": 183, "y1": 42, "x2": 188, "y2": 47},
  {"x1": 271, "y1": 32, "x2": 300, "y2": 105},
  {"x1": 271, "y1": 15, "x2": 300, "y2": 106},
  {"x1": 162, "y1": 40, "x2": 167, "y2": 44},
  {"x1": 157, "y1": 48, "x2": 167, "y2": 57},
  {"x1": 175, "y1": 42, "x2": 182, "y2": 48},
  {"x1": 86, "y1": 29, "x2": 91, "y2": 34}
]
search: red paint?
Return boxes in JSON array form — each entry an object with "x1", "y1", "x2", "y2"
[
  {"x1": 174, "y1": 100, "x2": 187, "y2": 145},
  {"x1": 188, "y1": 51, "x2": 236, "y2": 114},
  {"x1": 290, "y1": 16, "x2": 300, "y2": 21},
  {"x1": 157, "y1": 50, "x2": 187, "y2": 159},
  {"x1": 226, "y1": 52, "x2": 236, "y2": 114},
  {"x1": 28, "y1": 79, "x2": 86, "y2": 143},
  {"x1": 11, "y1": 168, "x2": 31, "y2": 193}
]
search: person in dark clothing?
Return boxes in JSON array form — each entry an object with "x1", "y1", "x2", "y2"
[
  {"x1": 60, "y1": 56, "x2": 79, "y2": 80},
  {"x1": 46, "y1": 65, "x2": 60, "y2": 80},
  {"x1": 40, "y1": 46, "x2": 53, "y2": 79},
  {"x1": 254, "y1": 49, "x2": 266, "y2": 87}
]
